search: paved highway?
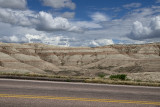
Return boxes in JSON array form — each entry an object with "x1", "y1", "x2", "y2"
[{"x1": 0, "y1": 78, "x2": 160, "y2": 107}]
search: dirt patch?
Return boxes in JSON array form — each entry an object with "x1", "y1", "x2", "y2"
[
  {"x1": 89, "y1": 65, "x2": 115, "y2": 70},
  {"x1": 114, "y1": 65, "x2": 143, "y2": 73},
  {"x1": 57, "y1": 70, "x2": 83, "y2": 76}
]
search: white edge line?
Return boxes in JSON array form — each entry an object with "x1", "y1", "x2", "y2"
[{"x1": 0, "y1": 78, "x2": 160, "y2": 89}]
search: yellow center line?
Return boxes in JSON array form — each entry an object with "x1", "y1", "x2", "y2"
[
  {"x1": 0, "y1": 94, "x2": 160, "y2": 105},
  {"x1": 0, "y1": 94, "x2": 152, "y2": 103}
]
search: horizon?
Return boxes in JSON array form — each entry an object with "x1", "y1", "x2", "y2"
[
  {"x1": 0, "y1": 0, "x2": 160, "y2": 47},
  {"x1": 0, "y1": 41, "x2": 160, "y2": 48}
]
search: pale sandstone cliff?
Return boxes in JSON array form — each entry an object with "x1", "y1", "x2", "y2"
[{"x1": 0, "y1": 42, "x2": 160, "y2": 81}]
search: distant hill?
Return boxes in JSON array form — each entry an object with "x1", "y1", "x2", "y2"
[{"x1": 0, "y1": 42, "x2": 160, "y2": 82}]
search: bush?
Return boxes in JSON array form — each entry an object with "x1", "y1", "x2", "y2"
[
  {"x1": 96, "y1": 72, "x2": 106, "y2": 78},
  {"x1": 109, "y1": 74, "x2": 127, "y2": 80}
]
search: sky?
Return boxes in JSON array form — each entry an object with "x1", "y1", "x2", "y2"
[{"x1": 0, "y1": 0, "x2": 160, "y2": 47}]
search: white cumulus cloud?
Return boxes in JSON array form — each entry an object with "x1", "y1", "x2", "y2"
[
  {"x1": 25, "y1": 34, "x2": 70, "y2": 46},
  {"x1": 90, "y1": 12, "x2": 110, "y2": 22},
  {"x1": 88, "y1": 39, "x2": 114, "y2": 47},
  {"x1": 0, "y1": 0, "x2": 27, "y2": 10},
  {"x1": 42, "y1": 0, "x2": 76, "y2": 10},
  {"x1": 0, "y1": 8, "x2": 32, "y2": 27},
  {"x1": 25, "y1": 34, "x2": 114, "y2": 47},
  {"x1": 128, "y1": 16, "x2": 160, "y2": 40},
  {"x1": 0, "y1": 8, "x2": 81, "y2": 32},
  {"x1": 0, "y1": 35, "x2": 28, "y2": 43},
  {"x1": 0, "y1": 1, "x2": 160, "y2": 46},
  {"x1": 35, "y1": 11, "x2": 80, "y2": 32}
]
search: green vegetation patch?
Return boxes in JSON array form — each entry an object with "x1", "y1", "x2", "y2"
[
  {"x1": 109, "y1": 74, "x2": 127, "y2": 80},
  {"x1": 95, "y1": 72, "x2": 107, "y2": 78}
]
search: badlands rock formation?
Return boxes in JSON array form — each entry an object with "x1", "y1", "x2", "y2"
[{"x1": 0, "y1": 42, "x2": 160, "y2": 81}]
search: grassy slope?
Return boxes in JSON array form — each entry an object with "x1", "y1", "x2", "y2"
[{"x1": 0, "y1": 72, "x2": 160, "y2": 87}]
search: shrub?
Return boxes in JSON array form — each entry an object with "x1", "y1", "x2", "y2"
[
  {"x1": 109, "y1": 74, "x2": 127, "y2": 80},
  {"x1": 96, "y1": 72, "x2": 106, "y2": 78}
]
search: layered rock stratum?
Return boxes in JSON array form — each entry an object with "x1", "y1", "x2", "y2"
[{"x1": 0, "y1": 42, "x2": 160, "y2": 81}]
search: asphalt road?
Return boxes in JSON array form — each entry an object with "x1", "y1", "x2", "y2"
[{"x1": 0, "y1": 78, "x2": 160, "y2": 107}]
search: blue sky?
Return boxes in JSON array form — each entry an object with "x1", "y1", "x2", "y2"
[
  {"x1": 27, "y1": 0, "x2": 158, "y2": 20},
  {"x1": 0, "y1": 0, "x2": 160, "y2": 46}
]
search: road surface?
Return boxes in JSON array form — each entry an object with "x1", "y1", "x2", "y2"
[{"x1": 0, "y1": 78, "x2": 160, "y2": 107}]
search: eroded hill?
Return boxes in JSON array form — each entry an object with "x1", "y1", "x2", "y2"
[{"x1": 0, "y1": 42, "x2": 160, "y2": 81}]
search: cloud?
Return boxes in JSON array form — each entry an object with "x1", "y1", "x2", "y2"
[
  {"x1": 0, "y1": 2, "x2": 160, "y2": 46},
  {"x1": 69, "y1": 38, "x2": 114, "y2": 47},
  {"x1": 25, "y1": 34, "x2": 71, "y2": 46},
  {"x1": 35, "y1": 11, "x2": 81, "y2": 32},
  {"x1": 72, "y1": 21, "x2": 102, "y2": 29},
  {"x1": 123, "y1": 3, "x2": 141, "y2": 9},
  {"x1": 42, "y1": 0, "x2": 76, "y2": 10},
  {"x1": 87, "y1": 39, "x2": 114, "y2": 47},
  {"x1": 61, "y1": 12, "x2": 75, "y2": 19},
  {"x1": 0, "y1": 8, "x2": 81, "y2": 32},
  {"x1": 0, "y1": 33, "x2": 113, "y2": 47},
  {"x1": 156, "y1": 0, "x2": 160, "y2": 3},
  {"x1": 128, "y1": 21, "x2": 151, "y2": 39},
  {"x1": 128, "y1": 16, "x2": 160, "y2": 40},
  {"x1": 25, "y1": 34, "x2": 114, "y2": 47},
  {"x1": 71, "y1": 12, "x2": 109, "y2": 29},
  {"x1": 91, "y1": 7, "x2": 121, "y2": 12},
  {"x1": 0, "y1": 35, "x2": 28, "y2": 43},
  {"x1": 81, "y1": 6, "x2": 160, "y2": 44},
  {"x1": 25, "y1": 34, "x2": 45, "y2": 43},
  {"x1": 90, "y1": 12, "x2": 110, "y2": 22},
  {"x1": 0, "y1": 0, "x2": 27, "y2": 10},
  {"x1": 0, "y1": 8, "x2": 33, "y2": 27}
]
